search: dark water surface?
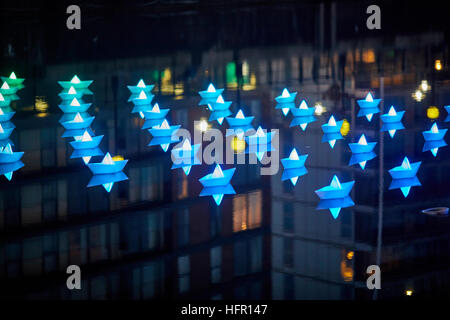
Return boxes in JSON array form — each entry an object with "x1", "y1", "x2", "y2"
[{"x1": 0, "y1": 1, "x2": 449, "y2": 299}]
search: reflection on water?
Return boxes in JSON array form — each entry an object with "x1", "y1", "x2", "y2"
[{"x1": 1, "y1": 1, "x2": 450, "y2": 300}]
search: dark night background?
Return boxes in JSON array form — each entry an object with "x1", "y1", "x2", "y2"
[{"x1": 0, "y1": 0, "x2": 449, "y2": 300}]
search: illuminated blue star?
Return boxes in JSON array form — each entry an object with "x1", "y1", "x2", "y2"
[
  {"x1": 321, "y1": 115, "x2": 343, "y2": 148},
  {"x1": 281, "y1": 148, "x2": 308, "y2": 186},
  {"x1": 199, "y1": 165, "x2": 236, "y2": 205},
  {"x1": 357, "y1": 92, "x2": 381, "y2": 122},
  {"x1": 381, "y1": 106, "x2": 405, "y2": 138},
  {"x1": 315, "y1": 175, "x2": 355, "y2": 219},
  {"x1": 348, "y1": 134, "x2": 377, "y2": 169},
  {"x1": 422, "y1": 123, "x2": 447, "y2": 157},
  {"x1": 388, "y1": 157, "x2": 421, "y2": 197},
  {"x1": 171, "y1": 139, "x2": 201, "y2": 175},
  {"x1": 198, "y1": 83, "x2": 224, "y2": 106},
  {"x1": 275, "y1": 88, "x2": 297, "y2": 116}
]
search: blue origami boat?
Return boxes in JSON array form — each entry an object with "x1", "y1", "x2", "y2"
[
  {"x1": 61, "y1": 113, "x2": 95, "y2": 130},
  {"x1": 315, "y1": 175, "x2": 355, "y2": 219},
  {"x1": 199, "y1": 165, "x2": 236, "y2": 205},
  {"x1": 171, "y1": 140, "x2": 201, "y2": 175},
  {"x1": 388, "y1": 157, "x2": 421, "y2": 180},
  {"x1": 0, "y1": 81, "x2": 19, "y2": 97},
  {"x1": 1, "y1": 72, "x2": 25, "y2": 88},
  {"x1": 0, "y1": 108, "x2": 15, "y2": 122},
  {"x1": 0, "y1": 144, "x2": 23, "y2": 164},
  {"x1": 380, "y1": 106, "x2": 405, "y2": 123},
  {"x1": 58, "y1": 98, "x2": 92, "y2": 113},
  {"x1": 0, "y1": 93, "x2": 11, "y2": 107},
  {"x1": 322, "y1": 115, "x2": 343, "y2": 134},
  {"x1": 87, "y1": 153, "x2": 128, "y2": 175},
  {"x1": 281, "y1": 148, "x2": 308, "y2": 186},
  {"x1": 275, "y1": 88, "x2": 297, "y2": 104},
  {"x1": 199, "y1": 165, "x2": 235, "y2": 188},
  {"x1": 131, "y1": 91, "x2": 154, "y2": 118},
  {"x1": 226, "y1": 109, "x2": 254, "y2": 127},
  {"x1": 59, "y1": 112, "x2": 91, "y2": 124},
  {"x1": 422, "y1": 123, "x2": 447, "y2": 141},
  {"x1": 0, "y1": 160, "x2": 24, "y2": 181},
  {"x1": 59, "y1": 86, "x2": 92, "y2": 102},
  {"x1": 445, "y1": 106, "x2": 450, "y2": 122},
  {"x1": 198, "y1": 83, "x2": 224, "y2": 104},
  {"x1": 348, "y1": 134, "x2": 377, "y2": 154},
  {"x1": 290, "y1": 100, "x2": 316, "y2": 117},
  {"x1": 148, "y1": 119, "x2": 181, "y2": 138},
  {"x1": 143, "y1": 103, "x2": 170, "y2": 120},
  {"x1": 246, "y1": 126, "x2": 274, "y2": 145},
  {"x1": 87, "y1": 171, "x2": 128, "y2": 192},
  {"x1": 70, "y1": 131, "x2": 104, "y2": 149},
  {"x1": 207, "y1": 95, "x2": 232, "y2": 112},
  {"x1": 58, "y1": 75, "x2": 93, "y2": 90},
  {"x1": 127, "y1": 79, "x2": 154, "y2": 95},
  {"x1": 0, "y1": 124, "x2": 14, "y2": 140},
  {"x1": 315, "y1": 176, "x2": 355, "y2": 200},
  {"x1": 357, "y1": 93, "x2": 381, "y2": 122}
]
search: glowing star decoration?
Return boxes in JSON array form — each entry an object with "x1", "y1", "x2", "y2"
[
  {"x1": 207, "y1": 94, "x2": 232, "y2": 113},
  {"x1": 445, "y1": 106, "x2": 450, "y2": 122},
  {"x1": 357, "y1": 92, "x2": 381, "y2": 122},
  {"x1": 69, "y1": 130, "x2": 104, "y2": 164},
  {"x1": 58, "y1": 86, "x2": 91, "y2": 102},
  {"x1": 131, "y1": 90, "x2": 155, "y2": 118},
  {"x1": 246, "y1": 126, "x2": 275, "y2": 161},
  {"x1": 61, "y1": 112, "x2": 95, "y2": 130},
  {"x1": 226, "y1": 109, "x2": 255, "y2": 139},
  {"x1": 148, "y1": 119, "x2": 181, "y2": 152},
  {"x1": 348, "y1": 134, "x2": 377, "y2": 169},
  {"x1": 86, "y1": 152, "x2": 128, "y2": 191},
  {"x1": 0, "y1": 106, "x2": 15, "y2": 122},
  {"x1": 321, "y1": 115, "x2": 344, "y2": 148},
  {"x1": 58, "y1": 97, "x2": 92, "y2": 113},
  {"x1": 0, "y1": 143, "x2": 24, "y2": 164},
  {"x1": 0, "y1": 81, "x2": 19, "y2": 101},
  {"x1": 0, "y1": 143, "x2": 24, "y2": 180},
  {"x1": 171, "y1": 139, "x2": 201, "y2": 175},
  {"x1": 280, "y1": 148, "x2": 308, "y2": 186},
  {"x1": 0, "y1": 93, "x2": 11, "y2": 108},
  {"x1": 381, "y1": 106, "x2": 405, "y2": 138},
  {"x1": 388, "y1": 157, "x2": 421, "y2": 198},
  {"x1": 58, "y1": 75, "x2": 93, "y2": 90},
  {"x1": 0, "y1": 123, "x2": 14, "y2": 140},
  {"x1": 1, "y1": 72, "x2": 25, "y2": 90},
  {"x1": 199, "y1": 165, "x2": 236, "y2": 205},
  {"x1": 141, "y1": 103, "x2": 170, "y2": 129},
  {"x1": 315, "y1": 175, "x2": 355, "y2": 219},
  {"x1": 198, "y1": 83, "x2": 224, "y2": 106},
  {"x1": 275, "y1": 88, "x2": 297, "y2": 116},
  {"x1": 422, "y1": 123, "x2": 447, "y2": 157}
]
